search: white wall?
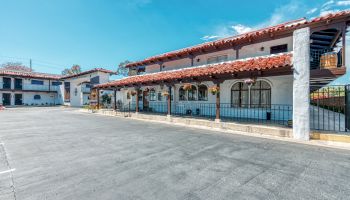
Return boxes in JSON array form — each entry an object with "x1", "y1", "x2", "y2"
[
  {"x1": 63, "y1": 71, "x2": 111, "y2": 107},
  {"x1": 144, "y1": 36, "x2": 293, "y2": 73},
  {"x1": 122, "y1": 75, "x2": 293, "y2": 120}
]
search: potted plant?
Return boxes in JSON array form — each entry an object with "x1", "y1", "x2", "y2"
[
  {"x1": 244, "y1": 78, "x2": 256, "y2": 86},
  {"x1": 162, "y1": 90, "x2": 170, "y2": 97},
  {"x1": 183, "y1": 83, "x2": 192, "y2": 91},
  {"x1": 209, "y1": 86, "x2": 220, "y2": 95}
]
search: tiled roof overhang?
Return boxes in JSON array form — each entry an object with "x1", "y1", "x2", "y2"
[
  {"x1": 96, "y1": 53, "x2": 292, "y2": 89},
  {"x1": 62, "y1": 68, "x2": 116, "y2": 79},
  {"x1": 126, "y1": 10, "x2": 350, "y2": 68},
  {"x1": 0, "y1": 68, "x2": 115, "y2": 80},
  {"x1": 0, "y1": 70, "x2": 62, "y2": 80}
]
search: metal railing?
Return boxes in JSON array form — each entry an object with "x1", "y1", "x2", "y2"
[
  {"x1": 310, "y1": 48, "x2": 342, "y2": 70},
  {"x1": 23, "y1": 84, "x2": 59, "y2": 92},
  {"x1": 118, "y1": 101, "x2": 292, "y2": 126},
  {"x1": 310, "y1": 85, "x2": 346, "y2": 132},
  {"x1": 0, "y1": 82, "x2": 59, "y2": 92}
]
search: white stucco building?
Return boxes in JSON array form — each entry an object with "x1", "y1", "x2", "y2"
[
  {"x1": 96, "y1": 11, "x2": 350, "y2": 140},
  {"x1": 0, "y1": 67, "x2": 114, "y2": 107}
]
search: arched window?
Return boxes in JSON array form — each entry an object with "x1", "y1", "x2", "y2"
[
  {"x1": 179, "y1": 86, "x2": 187, "y2": 101},
  {"x1": 198, "y1": 85, "x2": 208, "y2": 101},
  {"x1": 149, "y1": 89, "x2": 156, "y2": 101},
  {"x1": 34, "y1": 95, "x2": 41, "y2": 100},
  {"x1": 231, "y1": 82, "x2": 249, "y2": 107},
  {"x1": 250, "y1": 80, "x2": 271, "y2": 108},
  {"x1": 188, "y1": 86, "x2": 197, "y2": 101}
]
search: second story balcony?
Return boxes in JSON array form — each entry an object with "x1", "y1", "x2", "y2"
[{"x1": 0, "y1": 82, "x2": 59, "y2": 92}]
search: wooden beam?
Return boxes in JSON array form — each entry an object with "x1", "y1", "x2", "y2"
[
  {"x1": 135, "y1": 89, "x2": 139, "y2": 113},
  {"x1": 342, "y1": 27, "x2": 346, "y2": 66},
  {"x1": 167, "y1": 86, "x2": 172, "y2": 116},
  {"x1": 113, "y1": 89, "x2": 117, "y2": 110}
]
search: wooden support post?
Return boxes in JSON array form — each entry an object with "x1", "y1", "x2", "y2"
[
  {"x1": 167, "y1": 86, "x2": 172, "y2": 116},
  {"x1": 97, "y1": 89, "x2": 100, "y2": 109},
  {"x1": 342, "y1": 27, "x2": 346, "y2": 67},
  {"x1": 113, "y1": 89, "x2": 117, "y2": 111},
  {"x1": 215, "y1": 82, "x2": 221, "y2": 122},
  {"x1": 135, "y1": 89, "x2": 140, "y2": 113}
]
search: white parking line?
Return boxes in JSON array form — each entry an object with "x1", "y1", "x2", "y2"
[{"x1": 0, "y1": 168, "x2": 15, "y2": 175}]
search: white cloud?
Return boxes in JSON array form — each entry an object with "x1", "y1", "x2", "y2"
[
  {"x1": 322, "y1": 0, "x2": 335, "y2": 8},
  {"x1": 200, "y1": 1, "x2": 300, "y2": 41},
  {"x1": 200, "y1": 0, "x2": 349, "y2": 41},
  {"x1": 320, "y1": 9, "x2": 340, "y2": 16},
  {"x1": 201, "y1": 35, "x2": 220, "y2": 41},
  {"x1": 337, "y1": 1, "x2": 350, "y2": 6},
  {"x1": 231, "y1": 24, "x2": 253, "y2": 35},
  {"x1": 307, "y1": 8, "x2": 318, "y2": 14}
]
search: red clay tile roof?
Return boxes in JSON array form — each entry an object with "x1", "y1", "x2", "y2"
[
  {"x1": 96, "y1": 53, "x2": 292, "y2": 89},
  {"x1": 62, "y1": 68, "x2": 116, "y2": 79},
  {"x1": 0, "y1": 69, "x2": 62, "y2": 80},
  {"x1": 126, "y1": 10, "x2": 350, "y2": 68},
  {"x1": 0, "y1": 67, "x2": 115, "y2": 80}
]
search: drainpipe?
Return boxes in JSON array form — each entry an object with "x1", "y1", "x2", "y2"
[{"x1": 215, "y1": 82, "x2": 221, "y2": 123}]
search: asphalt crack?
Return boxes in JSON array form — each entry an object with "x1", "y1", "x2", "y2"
[{"x1": 0, "y1": 143, "x2": 17, "y2": 200}]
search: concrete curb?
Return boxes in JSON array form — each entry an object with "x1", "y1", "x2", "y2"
[{"x1": 80, "y1": 109, "x2": 350, "y2": 151}]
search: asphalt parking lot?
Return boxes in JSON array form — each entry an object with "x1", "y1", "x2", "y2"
[{"x1": 0, "y1": 107, "x2": 350, "y2": 200}]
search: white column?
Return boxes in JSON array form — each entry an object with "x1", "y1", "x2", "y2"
[{"x1": 293, "y1": 27, "x2": 310, "y2": 140}]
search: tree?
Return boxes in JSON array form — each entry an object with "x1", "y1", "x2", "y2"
[
  {"x1": 0, "y1": 62, "x2": 32, "y2": 72},
  {"x1": 62, "y1": 64, "x2": 82, "y2": 75},
  {"x1": 117, "y1": 60, "x2": 131, "y2": 77}
]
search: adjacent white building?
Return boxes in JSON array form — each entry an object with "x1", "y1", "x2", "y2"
[{"x1": 0, "y1": 67, "x2": 114, "y2": 107}]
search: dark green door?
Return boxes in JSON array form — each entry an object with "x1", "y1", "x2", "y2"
[
  {"x1": 2, "y1": 93, "x2": 11, "y2": 106},
  {"x1": 15, "y1": 94, "x2": 22, "y2": 105}
]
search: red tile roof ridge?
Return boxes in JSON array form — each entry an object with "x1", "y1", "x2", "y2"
[
  {"x1": 60, "y1": 68, "x2": 116, "y2": 79},
  {"x1": 0, "y1": 67, "x2": 115, "y2": 80},
  {"x1": 0, "y1": 69, "x2": 62, "y2": 79},
  {"x1": 96, "y1": 52, "x2": 293, "y2": 88},
  {"x1": 126, "y1": 10, "x2": 350, "y2": 68}
]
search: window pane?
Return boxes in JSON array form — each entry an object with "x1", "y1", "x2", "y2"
[
  {"x1": 231, "y1": 91, "x2": 240, "y2": 107},
  {"x1": 179, "y1": 87, "x2": 187, "y2": 101},
  {"x1": 232, "y1": 82, "x2": 240, "y2": 90},
  {"x1": 217, "y1": 55, "x2": 228, "y2": 62},
  {"x1": 207, "y1": 57, "x2": 218, "y2": 64},
  {"x1": 241, "y1": 90, "x2": 249, "y2": 107},
  {"x1": 241, "y1": 83, "x2": 249, "y2": 90},
  {"x1": 31, "y1": 80, "x2": 44, "y2": 85},
  {"x1": 157, "y1": 92, "x2": 162, "y2": 101},
  {"x1": 198, "y1": 85, "x2": 208, "y2": 101},
  {"x1": 250, "y1": 90, "x2": 260, "y2": 107},
  {"x1": 261, "y1": 90, "x2": 271, "y2": 107},
  {"x1": 149, "y1": 90, "x2": 156, "y2": 101},
  {"x1": 261, "y1": 81, "x2": 271, "y2": 89},
  {"x1": 188, "y1": 86, "x2": 197, "y2": 101}
]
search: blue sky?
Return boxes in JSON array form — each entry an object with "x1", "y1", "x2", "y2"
[{"x1": 0, "y1": 0, "x2": 349, "y2": 81}]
